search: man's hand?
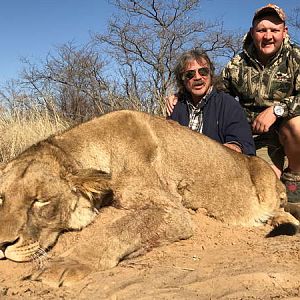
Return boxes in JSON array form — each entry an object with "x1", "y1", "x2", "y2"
[
  {"x1": 252, "y1": 106, "x2": 277, "y2": 134},
  {"x1": 224, "y1": 143, "x2": 242, "y2": 153},
  {"x1": 165, "y1": 94, "x2": 178, "y2": 116}
]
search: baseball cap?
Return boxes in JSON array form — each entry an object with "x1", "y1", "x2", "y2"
[{"x1": 252, "y1": 4, "x2": 286, "y2": 24}]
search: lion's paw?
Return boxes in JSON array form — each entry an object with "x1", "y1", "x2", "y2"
[{"x1": 26, "y1": 258, "x2": 92, "y2": 287}]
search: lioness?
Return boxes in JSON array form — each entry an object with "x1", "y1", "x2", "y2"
[{"x1": 0, "y1": 110, "x2": 298, "y2": 287}]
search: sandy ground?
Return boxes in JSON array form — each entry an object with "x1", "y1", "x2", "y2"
[{"x1": 1, "y1": 211, "x2": 300, "y2": 300}]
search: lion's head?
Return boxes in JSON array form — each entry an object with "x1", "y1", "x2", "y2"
[{"x1": 0, "y1": 143, "x2": 112, "y2": 263}]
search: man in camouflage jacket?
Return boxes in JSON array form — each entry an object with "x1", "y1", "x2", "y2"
[{"x1": 221, "y1": 4, "x2": 300, "y2": 203}]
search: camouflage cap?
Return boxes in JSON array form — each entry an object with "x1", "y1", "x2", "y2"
[{"x1": 253, "y1": 3, "x2": 286, "y2": 23}]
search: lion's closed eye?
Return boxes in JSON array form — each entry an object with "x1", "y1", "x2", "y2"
[
  {"x1": 32, "y1": 199, "x2": 59, "y2": 219},
  {"x1": 33, "y1": 199, "x2": 51, "y2": 208}
]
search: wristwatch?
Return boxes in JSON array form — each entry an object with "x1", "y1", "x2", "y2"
[{"x1": 273, "y1": 105, "x2": 285, "y2": 117}]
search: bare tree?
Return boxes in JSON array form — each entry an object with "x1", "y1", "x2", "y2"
[
  {"x1": 0, "y1": 79, "x2": 38, "y2": 116},
  {"x1": 289, "y1": 7, "x2": 300, "y2": 43},
  {"x1": 20, "y1": 43, "x2": 116, "y2": 121},
  {"x1": 0, "y1": 0, "x2": 244, "y2": 119},
  {"x1": 94, "y1": 0, "x2": 242, "y2": 115}
]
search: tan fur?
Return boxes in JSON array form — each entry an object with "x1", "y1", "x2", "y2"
[{"x1": 0, "y1": 110, "x2": 298, "y2": 287}]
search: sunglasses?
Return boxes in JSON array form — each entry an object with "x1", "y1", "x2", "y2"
[{"x1": 182, "y1": 67, "x2": 210, "y2": 80}]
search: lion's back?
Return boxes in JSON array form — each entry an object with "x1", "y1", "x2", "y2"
[{"x1": 54, "y1": 109, "x2": 282, "y2": 225}]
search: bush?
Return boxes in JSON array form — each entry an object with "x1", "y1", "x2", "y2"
[{"x1": 0, "y1": 107, "x2": 70, "y2": 163}]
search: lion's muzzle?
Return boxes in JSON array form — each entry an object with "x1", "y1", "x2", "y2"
[{"x1": 3, "y1": 240, "x2": 40, "y2": 262}]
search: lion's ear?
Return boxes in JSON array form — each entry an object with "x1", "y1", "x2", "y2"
[{"x1": 66, "y1": 169, "x2": 113, "y2": 209}]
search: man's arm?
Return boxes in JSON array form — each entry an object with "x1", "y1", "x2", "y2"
[{"x1": 222, "y1": 94, "x2": 256, "y2": 155}]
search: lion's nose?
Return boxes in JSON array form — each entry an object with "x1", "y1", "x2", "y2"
[
  {"x1": 0, "y1": 239, "x2": 19, "y2": 253},
  {"x1": 0, "y1": 238, "x2": 19, "y2": 260},
  {"x1": 0, "y1": 242, "x2": 11, "y2": 259}
]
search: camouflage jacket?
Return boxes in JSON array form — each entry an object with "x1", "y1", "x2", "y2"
[{"x1": 221, "y1": 33, "x2": 300, "y2": 122}]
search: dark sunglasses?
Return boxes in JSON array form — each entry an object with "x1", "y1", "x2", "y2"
[{"x1": 182, "y1": 67, "x2": 210, "y2": 80}]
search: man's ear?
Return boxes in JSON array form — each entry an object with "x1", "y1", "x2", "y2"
[
  {"x1": 65, "y1": 169, "x2": 113, "y2": 209},
  {"x1": 250, "y1": 27, "x2": 254, "y2": 38},
  {"x1": 283, "y1": 25, "x2": 288, "y2": 38}
]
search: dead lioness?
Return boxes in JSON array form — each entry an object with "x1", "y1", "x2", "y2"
[{"x1": 0, "y1": 110, "x2": 298, "y2": 287}]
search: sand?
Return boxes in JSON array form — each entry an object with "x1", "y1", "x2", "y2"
[{"x1": 1, "y1": 212, "x2": 300, "y2": 300}]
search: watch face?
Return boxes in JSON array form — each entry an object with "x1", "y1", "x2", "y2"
[{"x1": 274, "y1": 105, "x2": 284, "y2": 117}]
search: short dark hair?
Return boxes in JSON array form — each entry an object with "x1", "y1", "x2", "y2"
[{"x1": 174, "y1": 49, "x2": 215, "y2": 95}]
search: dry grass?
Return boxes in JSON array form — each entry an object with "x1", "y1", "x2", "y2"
[{"x1": 0, "y1": 107, "x2": 70, "y2": 163}]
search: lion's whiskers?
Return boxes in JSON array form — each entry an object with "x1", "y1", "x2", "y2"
[{"x1": 31, "y1": 247, "x2": 49, "y2": 269}]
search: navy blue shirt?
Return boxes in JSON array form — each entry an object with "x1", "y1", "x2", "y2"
[{"x1": 168, "y1": 88, "x2": 256, "y2": 155}]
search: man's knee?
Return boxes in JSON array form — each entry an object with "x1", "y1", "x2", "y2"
[{"x1": 279, "y1": 116, "x2": 300, "y2": 145}]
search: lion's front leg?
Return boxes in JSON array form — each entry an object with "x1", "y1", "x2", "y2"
[
  {"x1": 95, "y1": 204, "x2": 194, "y2": 270},
  {"x1": 29, "y1": 203, "x2": 194, "y2": 287}
]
